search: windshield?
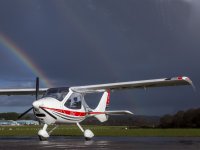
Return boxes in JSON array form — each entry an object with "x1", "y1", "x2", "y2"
[{"x1": 42, "y1": 87, "x2": 69, "y2": 101}]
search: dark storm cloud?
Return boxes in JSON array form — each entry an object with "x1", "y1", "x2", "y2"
[{"x1": 0, "y1": 0, "x2": 199, "y2": 115}]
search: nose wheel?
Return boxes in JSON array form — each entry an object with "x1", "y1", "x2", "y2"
[
  {"x1": 38, "y1": 124, "x2": 49, "y2": 141},
  {"x1": 76, "y1": 122, "x2": 94, "y2": 140},
  {"x1": 38, "y1": 124, "x2": 59, "y2": 141}
]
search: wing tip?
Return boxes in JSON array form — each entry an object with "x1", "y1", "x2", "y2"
[
  {"x1": 177, "y1": 76, "x2": 196, "y2": 91},
  {"x1": 165, "y1": 76, "x2": 195, "y2": 91}
]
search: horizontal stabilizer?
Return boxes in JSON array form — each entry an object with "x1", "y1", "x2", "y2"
[{"x1": 105, "y1": 110, "x2": 133, "y2": 115}]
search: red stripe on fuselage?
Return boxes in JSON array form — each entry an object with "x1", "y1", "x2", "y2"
[
  {"x1": 40, "y1": 107, "x2": 87, "y2": 117},
  {"x1": 40, "y1": 107, "x2": 106, "y2": 117}
]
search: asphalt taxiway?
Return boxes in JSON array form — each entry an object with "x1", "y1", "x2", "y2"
[{"x1": 0, "y1": 136, "x2": 200, "y2": 150}]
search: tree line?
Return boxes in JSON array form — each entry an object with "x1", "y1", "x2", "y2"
[
  {"x1": 82, "y1": 115, "x2": 160, "y2": 127},
  {"x1": 159, "y1": 108, "x2": 200, "y2": 128},
  {"x1": 0, "y1": 112, "x2": 31, "y2": 120}
]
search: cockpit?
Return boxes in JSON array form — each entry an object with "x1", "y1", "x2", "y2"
[
  {"x1": 64, "y1": 92, "x2": 82, "y2": 109},
  {"x1": 42, "y1": 87, "x2": 69, "y2": 101},
  {"x1": 42, "y1": 87, "x2": 83, "y2": 110}
]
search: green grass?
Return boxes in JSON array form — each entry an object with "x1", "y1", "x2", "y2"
[{"x1": 1, "y1": 125, "x2": 200, "y2": 137}]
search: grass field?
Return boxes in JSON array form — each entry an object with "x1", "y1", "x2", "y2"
[{"x1": 1, "y1": 125, "x2": 200, "y2": 137}]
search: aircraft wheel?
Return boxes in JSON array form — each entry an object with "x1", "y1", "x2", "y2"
[
  {"x1": 38, "y1": 129, "x2": 49, "y2": 141},
  {"x1": 84, "y1": 129, "x2": 94, "y2": 141},
  {"x1": 38, "y1": 135, "x2": 48, "y2": 141}
]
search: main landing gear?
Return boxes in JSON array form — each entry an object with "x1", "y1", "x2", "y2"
[
  {"x1": 38, "y1": 123, "x2": 94, "y2": 141},
  {"x1": 76, "y1": 122, "x2": 94, "y2": 140}
]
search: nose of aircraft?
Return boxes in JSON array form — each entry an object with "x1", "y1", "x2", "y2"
[{"x1": 32, "y1": 100, "x2": 43, "y2": 109}]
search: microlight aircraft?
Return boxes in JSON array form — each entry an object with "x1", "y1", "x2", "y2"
[{"x1": 0, "y1": 76, "x2": 194, "y2": 140}]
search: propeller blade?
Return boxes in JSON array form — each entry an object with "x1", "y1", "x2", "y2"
[
  {"x1": 33, "y1": 77, "x2": 42, "y2": 124},
  {"x1": 18, "y1": 77, "x2": 40, "y2": 120},
  {"x1": 40, "y1": 107, "x2": 57, "y2": 120},
  {"x1": 18, "y1": 107, "x2": 33, "y2": 119},
  {"x1": 36, "y1": 77, "x2": 39, "y2": 100}
]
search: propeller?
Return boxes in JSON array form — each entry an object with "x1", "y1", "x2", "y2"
[
  {"x1": 17, "y1": 107, "x2": 33, "y2": 119},
  {"x1": 17, "y1": 77, "x2": 40, "y2": 119},
  {"x1": 36, "y1": 77, "x2": 39, "y2": 100}
]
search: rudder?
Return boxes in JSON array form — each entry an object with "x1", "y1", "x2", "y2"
[{"x1": 94, "y1": 90, "x2": 110, "y2": 122}]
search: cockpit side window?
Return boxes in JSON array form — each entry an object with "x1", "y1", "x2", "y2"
[{"x1": 64, "y1": 93, "x2": 82, "y2": 109}]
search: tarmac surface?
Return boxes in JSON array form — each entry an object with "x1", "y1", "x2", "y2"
[{"x1": 0, "y1": 136, "x2": 200, "y2": 150}]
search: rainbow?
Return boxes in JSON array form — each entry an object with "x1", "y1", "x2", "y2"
[{"x1": 0, "y1": 32, "x2": 52, "y2": 87}]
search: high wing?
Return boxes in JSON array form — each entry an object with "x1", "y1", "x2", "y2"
[
  {"x1": 70, "y1": 76, "x2": 194, "y2": 93},
  {"x1": 0, "y1": 88, "x2": 48, "y2": 96},
  {"x1": 0, "y1": 76, "x2": 194, "y2": 95}
]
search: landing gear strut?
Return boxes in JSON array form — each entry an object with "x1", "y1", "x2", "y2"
[
  {"x1": 38, "y1": 124, "x2": 49, "y2": 141},
  {"x1": 38, "y1": 124, "x2": 59, "y2": 141},
  {"x1": 76, "y1": 122, "x2": 94, "y2": 140}
]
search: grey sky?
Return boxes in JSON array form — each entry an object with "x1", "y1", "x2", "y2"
[{"x1": 0, "y1": 0, "x2": 199, "y2": 116}]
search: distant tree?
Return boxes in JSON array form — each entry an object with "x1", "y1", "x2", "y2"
[
  {"x1": 159, "y1": 114, "x2": 173, "y2": 128},
  {"x1": 183, "y1": 109, "x2": 196, "y2": 127},
  {"x1": 0, "y1": 112, "x2": 33, "y2": 120},
  {"x1": 0, "y1": 112, "x2": 19, "y2": 120},
  {"x1": 172, "y1": 111, "x2": 184, "y2": 128},
  {"x1": 193, "y1": 108, "x2": 200, "y2": 127}
]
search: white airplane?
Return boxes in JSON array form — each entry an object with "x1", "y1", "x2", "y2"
[{"x1": 0, "y1": 76, "x2": 194, "y2": 140}]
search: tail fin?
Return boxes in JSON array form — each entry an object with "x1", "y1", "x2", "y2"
[
  {"x1": 94, "y1": 91, "x2": 110, "y2": 122},
  {"x1": 106, "y1": 90, "x2": 110, "y2": 109}
]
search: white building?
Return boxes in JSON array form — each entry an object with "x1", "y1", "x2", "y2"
[
  {"x1": 0, "y1": 120, "x2": 19, "y2": 126},
  {"x1": 16, "y1": 120, "x2": 39, "y2": 125}
]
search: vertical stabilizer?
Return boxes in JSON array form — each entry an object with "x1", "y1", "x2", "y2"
[
  {"x1": 95, "y1": 90, "x2": 110, "y2": 112},
  {"x1": 94, "y1": 91, "x2": 110, "y2": 122}
]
